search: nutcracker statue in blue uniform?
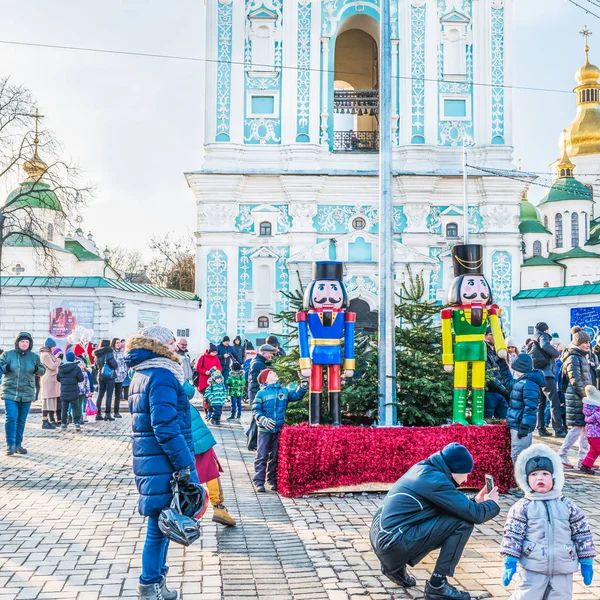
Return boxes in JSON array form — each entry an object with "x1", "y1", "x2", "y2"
[{"x1": 296, "y1": 262, "x2": 356, "y2": 426}]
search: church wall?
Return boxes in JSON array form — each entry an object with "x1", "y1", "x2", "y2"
[{"x1": 0, "y1": 287, "x2": 202, "y2": 356}]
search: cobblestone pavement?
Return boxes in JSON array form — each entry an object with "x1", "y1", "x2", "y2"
[{"x1": 1, "y1": 410, "x2": 600, "y2": 599}]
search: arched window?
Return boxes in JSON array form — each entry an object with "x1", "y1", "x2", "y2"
[
  {"x1": 257, "y1": 316, "x2": 269, "y2": 329},
  {"x1": 571, "y1": 212, "x2": 579, "y2": 247},
  {"x1": 532, "y1": 241, "x2": 542, "y2": 256},
  {"x1": 47, "y1": 223, "x2": 54, "y2": 241},
  {"x1": 555, "y1": 213, "x2": 563, "y2": 248},
  {"x1": 544, "y1": 215, "x2": 548, "y2": 229},
  {"x1": 584, "y1": 212, "x2": 589, "y2": 240},
  {"x1": 259, "y1": 221, "x2": 272, "y2": 236},
  {"x1": 352, "y1": 217, "x2": 366, "y2": 231},
  {"x1": 446, "y1": 222, "x2": 459, "y2": 238}
]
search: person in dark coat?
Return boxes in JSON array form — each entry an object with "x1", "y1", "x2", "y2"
[
  {"x1": 484, "y1": 328, "x2": 509, "y2": 419},
  {"x1": 265, "y1": 335, "x2": 286, "y2": 357},
  {"x1": 57, "y1": 352, "x2": 84, "y2": 431},
  {"x1": 0, "y1": 332, "x2": 45, "y2": 455},
  {"x1": 529, "y1": 322, "x2": 564, "y2": 437},
  {"x1": 93, "y1": 339, "x2": 118, "y2": 421},
  {"x1": 559, "y1": 327, "x2": 593, "y2": 469},
  {"x1": 499, "y1": 354, "x2": 545, "y2": 465},
  {"x1": 370, "y1": 443, "x2": 499, "y2": 600},
  {"x1": 230, "y1": 336, "x2": 245, "y2": 366},
  {"x1": 248, "y1": 344, "x2": 277, "y2": 402},
  {"x1": 126, "y1": 326, "x2": 198, "y2": 600},
  {"x1": 217, "y1": 336, "x2": 232, "y2": 381}
]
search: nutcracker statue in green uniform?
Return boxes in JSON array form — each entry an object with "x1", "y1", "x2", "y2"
[{"x1": 441, "y1": 244, "x2": 507, "y2": 425}]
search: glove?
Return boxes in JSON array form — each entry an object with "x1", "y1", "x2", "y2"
[
  {"x1": 502, "y1": 557, "x2": 518, "y2": 586},
  {"x1": 581, "y1": 560, "x2": 594, "y2": 586},
  {"x1": 260, "y1": 417, "x2": 276, "y2": 430},
  {"x1": 174, "y1": 467, "x2": 191, "y2": 488},
  {"x1": 517, "y1": 428, "x2": 530, "y2": 440}
]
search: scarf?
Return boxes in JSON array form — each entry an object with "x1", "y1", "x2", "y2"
[{"x1": 131, "y1": 356, "x2": 185, "y2": 385}]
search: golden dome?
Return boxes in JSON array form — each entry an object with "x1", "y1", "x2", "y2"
[
  {"x1": 576, "y1": 56, "x2": 600, "y2": 85},
  {"x1": 564, "y1": 29, "x2": 600, "y2": 157}
]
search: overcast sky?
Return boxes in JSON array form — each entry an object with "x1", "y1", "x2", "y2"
[{"x1": 0, "y1": 0, "x2": 594, "y2": 253}]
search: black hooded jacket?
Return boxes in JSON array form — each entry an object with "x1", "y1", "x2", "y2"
[
  {"x1": 94, "y1": 341, "x2": 117, "y2": 380},
  {"x1": 57, "y1": 361, "x2": 84, "y2": 402},
  {"x1": 372, "y1": 452, "x2": 499, "y2": 551}
]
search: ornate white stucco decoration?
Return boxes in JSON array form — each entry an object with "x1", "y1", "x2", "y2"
[
  {"x1": 289, "y1": 203, "x2": 317, "y2": 230},
  {"x1": 404, "y1": 203, "x2": 430, "y2": 229}
]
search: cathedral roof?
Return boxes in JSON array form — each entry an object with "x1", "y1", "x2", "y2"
[
  {"x1": 538, "y1": 175, "x2": 592, "y2": 205},
  {"x1": 6, "y1": 180, "x2": 61, "y2": 212},
  {"x1": 519, "y1": 195, "x2": 551, "y2": 235},
  {"x1": 522, "y1": 256, "x2": 565, "y2": 268},
  {"x1": 550, "y1": 247, "x2": 600, "y2": 260},
  {"x1": 564, "y1": 29, "x2": 600, "y2": 157}
]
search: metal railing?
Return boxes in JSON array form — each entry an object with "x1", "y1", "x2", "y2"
[
  {"x1": 333, "y1": 130, "x2": 379, "y2": 152},
  {"x1": 334, "y1": 89, "x2": 379, "y2": 115}
]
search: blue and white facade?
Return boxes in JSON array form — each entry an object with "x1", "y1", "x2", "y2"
[{"x1": 187, "y1": 0, "x2": 525, "y2": 347}]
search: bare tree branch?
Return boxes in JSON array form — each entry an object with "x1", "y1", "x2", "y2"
[{"x1": 0, "y1": 76, "x2": 93, "y2": 289}]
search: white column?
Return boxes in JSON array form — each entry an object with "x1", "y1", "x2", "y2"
[
  {"x1": 320, "y1": 38, "x2": 330, "y2": 146},
  {"x1": 424, "y1": 0, "x2": 438, "y2": 145},
  {"x1": 230, "y1": 2, "x2": 246, "y2": 144},
  {"x1": 472, "y1": 0, "x2": 491, "y2": 146},
  {"x1": 282, "y1": 0, "x2": 298, "y2": 144}
]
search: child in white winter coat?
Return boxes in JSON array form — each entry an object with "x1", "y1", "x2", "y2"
[{"x1": 501, "y1": 444, "x2": 595, "y2": 599}]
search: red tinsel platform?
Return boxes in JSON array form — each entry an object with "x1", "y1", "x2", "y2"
[{"x1": 277, "y1": 423, "x2": 516, "y2": 497}]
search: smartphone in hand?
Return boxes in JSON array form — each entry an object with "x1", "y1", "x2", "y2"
[{"x1": 485, "y1": 474, "x2": 495, "y2": 493}]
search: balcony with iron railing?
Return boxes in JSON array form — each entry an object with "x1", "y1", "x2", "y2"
[{"x1": 333, "y1": 89, "x2": 379, "y2": 152}]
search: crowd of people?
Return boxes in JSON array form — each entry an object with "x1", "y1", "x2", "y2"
[{"x1": 3, "y1": 322, "x2": 600, "y2": 600}]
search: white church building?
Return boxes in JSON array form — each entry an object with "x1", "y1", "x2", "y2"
[{"x1": 188, "y1": 0, "x2": 529, "y2": 348}]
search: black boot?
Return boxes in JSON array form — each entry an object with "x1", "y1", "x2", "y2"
[
  {"x1": 382, "y1": 566, "x2": 416, "y2": 588},
  {"x1": 424, "y1": 579, "x2": 470, "y2": 600},
  {"x1": 309, "y1": 392, "x2": 321, "y2": 425},
  {"x1": 329, "y1": 391, "x2": 341, "y2": 426}
]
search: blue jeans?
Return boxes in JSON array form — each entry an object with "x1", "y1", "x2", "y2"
[
  {"x1": 253, "y1": 431, "x2": 280, "y2": 487},
  {"x1": 483, "y1": 391, "x2": 508, "y2": 420},
  {"x1": 140, "y1": 515, "x2": 169, "y2": 585},
  {"x1": 4, "y1": 400, "x2": 31, "y2": 448},
  {"x1": 230, "y1": 396, "x2": 242, "y2": 419},
  {"x1": 211, "y1": 405, "x2": 223, "y2": 423}
]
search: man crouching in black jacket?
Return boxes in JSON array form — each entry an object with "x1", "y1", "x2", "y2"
[{"x1": 370, "y1": 443, "x2": 500, "y2": 600}]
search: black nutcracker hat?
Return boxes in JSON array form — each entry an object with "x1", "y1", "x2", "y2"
[
  {"x1": 451, "y1": 244, "x2": 484, "y2": 277},
  {"x1": 312, "y1": 261, "x2": 344, "y2": 281}
]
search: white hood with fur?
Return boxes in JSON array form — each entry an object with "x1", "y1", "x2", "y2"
[{"x1": 514, "y1": 443, "x2": 564, "y2": 500}]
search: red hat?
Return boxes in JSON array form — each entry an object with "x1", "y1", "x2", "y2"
[{"x1": 258, "y1": 369, "x2": 274, "y2": 385}]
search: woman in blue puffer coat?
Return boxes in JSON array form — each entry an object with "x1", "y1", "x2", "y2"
[{"x1": 125, "y1": 326, "x2": 198, "y2": 600}]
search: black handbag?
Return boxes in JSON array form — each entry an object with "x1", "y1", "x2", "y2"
[{"x1": 246, "y1": 417, "x2": 258, "y2": 451}]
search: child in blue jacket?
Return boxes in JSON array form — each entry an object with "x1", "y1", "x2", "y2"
[
  {"x1": 252, "y1": 369, "x2": 307, "y2": 493},
  {"x1": 204, "y1": 368, "x2": 227, "y2": 426}
]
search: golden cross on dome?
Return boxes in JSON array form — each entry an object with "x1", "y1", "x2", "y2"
[{"x1": 581, "y1": 25, "x2": 593, "y2": 55}]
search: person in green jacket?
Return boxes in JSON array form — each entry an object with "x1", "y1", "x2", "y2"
[
  {"x1": 189, "y1": 403, "x2": 236, "y2": 527},
  {"x1": 0, "y1": 332, "x2": 45, "y2": 456}
]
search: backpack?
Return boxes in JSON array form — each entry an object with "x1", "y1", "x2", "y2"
[{"x1": 527, "y1": 340, "x2": 551, "y2": 370}]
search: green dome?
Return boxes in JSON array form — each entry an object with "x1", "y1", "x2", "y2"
[
  {"x1": 5, "y1": 181, "x2": 61, "y2": 212},
  {"x1": 520, "y1": 199, "x2": 541, "y2": 221},
  {"x1": 538, "y1": 176, "x2": 592, "y2": 206},
  {"x1": 519, "y1": 220, "x2": 550, "y2": 234}
]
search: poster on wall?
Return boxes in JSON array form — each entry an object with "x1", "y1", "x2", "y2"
[
  {"x1": 570, "y1": 306, "x2": 600, "y2": 346},
  {"x1": 49, "y1": 300, "x2": 95, "y2": 348},
  {"x1": 138, "y1": 310, "x2": 160, "y2": 329}
]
